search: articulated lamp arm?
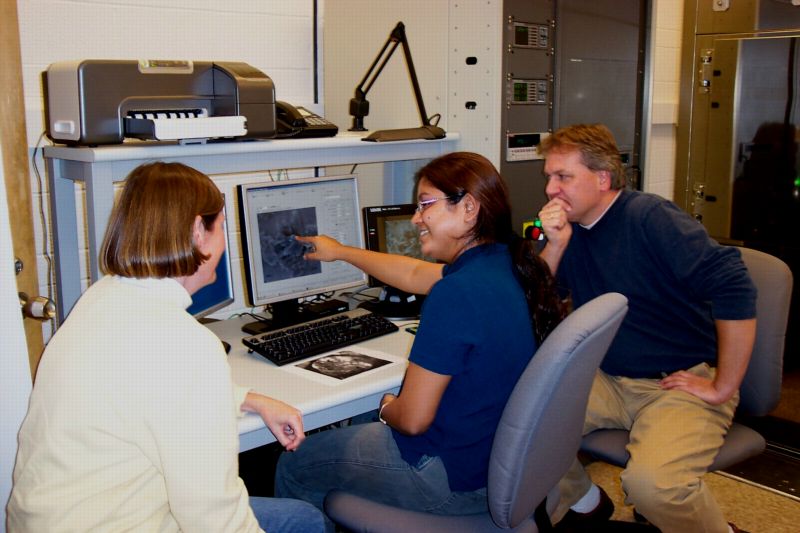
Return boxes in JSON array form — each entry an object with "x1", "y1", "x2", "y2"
[
  {"x1": 349, "y1": 24, "x2": 403, "y2": 131},
  {"x1": 349, "y1": 21, "x2": 444, "y2": 141}
]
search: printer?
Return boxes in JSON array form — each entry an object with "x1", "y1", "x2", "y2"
[{"x1": 44, "y1": 59, "x2": 276, "y2": 145}]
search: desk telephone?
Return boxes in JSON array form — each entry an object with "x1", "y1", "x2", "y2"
[{"x1": 276, "y1": 101, "x2": 338, "y2": 138}]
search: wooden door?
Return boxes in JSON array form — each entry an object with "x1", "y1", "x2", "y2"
[{"x1": 1, "y1": 0, "x2": 45, "y2": 377}]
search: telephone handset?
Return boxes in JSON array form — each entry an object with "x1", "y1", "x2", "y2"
[{"x1": 275, "y1": 101, "x2": 338, "y2": 138}]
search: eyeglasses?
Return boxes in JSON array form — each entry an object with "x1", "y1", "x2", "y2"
[
  {"x1": 415, "y1": 193, "x2": 464, "y2": 213},
  {"x1": 416, "y1": 197, "x2": 450, "y2": 213}
]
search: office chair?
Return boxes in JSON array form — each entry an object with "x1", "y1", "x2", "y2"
[
  {"x1": 324, "y1": 292, "x2": 629, "y2": 533},
  {"x1": 580, "y1": 246, "x2": 793, "y2": 474}
]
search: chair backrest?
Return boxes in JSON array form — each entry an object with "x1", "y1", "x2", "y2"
[
  {"x1": 736, "y1": 246, "x2": 793, "y2": 415},
  {"x1": 487, "y1": 292, "x2": 628, "y2": 529}
]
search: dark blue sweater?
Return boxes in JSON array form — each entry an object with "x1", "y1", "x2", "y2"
[{"x1": 557, "y1": 190, "x2": 757, "y2": 378}]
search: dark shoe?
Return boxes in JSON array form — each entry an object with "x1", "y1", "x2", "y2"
[
  {"x1": 632, "y1": 508, "x2": 651, "y2": 524},
  {"x1": 555, "y1": 487, "x2": 614, "y2": 531}
]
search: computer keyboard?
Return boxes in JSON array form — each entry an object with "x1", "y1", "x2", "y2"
[{"x1": 242, "y1": 308, "x2": 399, "y2": 366}]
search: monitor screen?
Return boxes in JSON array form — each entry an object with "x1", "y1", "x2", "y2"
[
  {"x1": 362, "y1": 203, "x2": 432, "y2": 286},
  {"x1": 187, "y1": 206, "x2": 235, "y2": 319},
  {"x1": 360, "y1": 203, "x2": 433, "y2": 319},
  {"x1": 237, "y1": 175, "x2": 366, "y2": 307}
]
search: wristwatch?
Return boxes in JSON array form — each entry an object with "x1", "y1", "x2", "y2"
[{"x1": 378, "y1": 402, "x2": 389, "y2": 425}]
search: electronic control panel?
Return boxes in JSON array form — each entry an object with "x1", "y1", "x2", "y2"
[
  {"x1": 506, "y1": 132, "x2": 549, "y2": 162},
  {"x1": 509, "y1": 78, "x2": 549, "y2": 105},
  {"x1": 513, "y1": 22, "x2": 550, "y2": 49}
]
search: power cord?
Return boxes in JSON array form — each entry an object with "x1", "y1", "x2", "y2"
[
  {"x1": 341, "y1": 285, "x2": 379, "y2": 303},
  {"x1": 31, "y1": 131, "x2": 55, "y2": 338},
  {"x1": 235, "y1": 311, "x2": 270, "y2": 324}
]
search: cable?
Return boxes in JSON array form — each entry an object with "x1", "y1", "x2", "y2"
[
  {"x1": 31, "y1": 131, "x2": 55, "y2": 337},
  {"x1": 342, "y1": 285, "x2": 379, "y2": 303},
  {"x1": 344, "y1": 293, "x2": 378, "y2": 303},
  {"x1": 267, "y1": 169, "x2": 290, "y2": 181},
  {"x1": 232, "y1": 311, "x2": 270, "y2": 324}
]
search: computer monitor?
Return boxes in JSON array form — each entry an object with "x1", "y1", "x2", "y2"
[
  {"x1": 360, "y1": 203, "x2": 432, "y2": 318},
  {"x1": 187, "y1": 206, "x2": 235, "y2": 319},
  {"x1": 237, "y1": 175, "x2": 366, "y2": 333}
]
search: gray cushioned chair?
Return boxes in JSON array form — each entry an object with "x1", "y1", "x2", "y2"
[
  {"x1": 324, "y1": 292, "x2": 629, "y2": 533},
  {"x1": 581, "y1": 246, "x2": 793, "y2": 472}
]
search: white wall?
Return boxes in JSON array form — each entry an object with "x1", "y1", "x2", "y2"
[
  {"x1": 17, "y1": 0, "x2": 325, "y2": 327},
  {"x1": 643, "y1": 0, "x2": 684, "y2": 199},
  {"x1": 18, "y1": 0, "x2": 322, "y2": 147},
  {"x1": 0, "y1": 142, "x2": 34, "y2": 532},
  {"x1": 322, "y1": 0, "x2": 452, "y2": 209},
  {"x1": 323, "y1": 0, "x2": 503, "y2": 171},
  {"x1": 323, "y1": 0, "x2": 449, "y2": 146}
]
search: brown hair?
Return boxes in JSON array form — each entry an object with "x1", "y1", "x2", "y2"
[
  {"x1": 100, "y1": 162, "x2": 224, "y2": 278},
  {"x1": 415, "y1": 152, "x2": 566, "y2": 343},
  {"x1": 538, "y1": 124, "x2": 626, "y2": 189}
]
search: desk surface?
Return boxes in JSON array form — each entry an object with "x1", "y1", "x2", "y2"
[{"x1": 205, "y1": 316, "x2": 415, "y2": 452}]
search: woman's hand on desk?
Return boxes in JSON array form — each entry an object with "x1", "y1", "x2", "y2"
[{"x1": 242, "y1": 392, "x2": 305, "y2": 451}]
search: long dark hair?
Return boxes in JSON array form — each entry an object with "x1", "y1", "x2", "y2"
[{"x1": 415, "y1": 152, "x2": 566, "y2": 343}]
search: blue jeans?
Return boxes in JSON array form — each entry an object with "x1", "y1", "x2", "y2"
[
  {"x1": 249, "y1": 496, "x2": 326, "y2": 532},
  {"x1": 274, "y1": 422, "x2": 488, "y2": 519}
]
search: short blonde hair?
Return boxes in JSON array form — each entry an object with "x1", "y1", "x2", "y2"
[
  {"x1": 538, "y1": 124, "x2": 626, "y2": 189},
  {"x1": 100, "y1": 162, "x2": 224, "y2": 278}
]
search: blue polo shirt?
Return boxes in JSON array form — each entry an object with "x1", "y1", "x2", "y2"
[{"x1": 392, "y1": 242, "x2": 536, "y2": 491}]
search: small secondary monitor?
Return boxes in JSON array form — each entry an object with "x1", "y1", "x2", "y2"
[
  {"x1": 187, "y1": 205, "x2": 235, "y2": 319},
  {"x1": 238, "y1": 175, "x2": 366, "y2": 330},
  {"x1": 361, "y1": 203, "x2": 432, "y2": 318}
]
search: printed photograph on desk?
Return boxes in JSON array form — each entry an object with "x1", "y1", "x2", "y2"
[
  {"x1": 280, "y1": 346, "x2": 406, "y2": 386},
  {"x1": 296, "y1": 350, "x2": 391, "y2": 380}
]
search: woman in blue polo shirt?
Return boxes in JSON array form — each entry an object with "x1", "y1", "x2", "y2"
[{"x1": 275, "y1": 152, "x2": 566, "y2": 520}]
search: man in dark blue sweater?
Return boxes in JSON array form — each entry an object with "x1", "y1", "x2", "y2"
[{"x1": 537, "y1": 124, "x2": 757, "y2": 533}]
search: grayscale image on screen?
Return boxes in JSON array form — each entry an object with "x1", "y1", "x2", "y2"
[
  {"x1": 257, "y1": 207, "x2": 321, "y2": 283},
  {"x1": 239, "y1": 175, "x2": 366, "y2": 307}
]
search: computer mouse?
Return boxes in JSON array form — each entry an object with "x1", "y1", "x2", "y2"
[{"x1": 221, "y1": 340, "x2": 231, "y2": 354}]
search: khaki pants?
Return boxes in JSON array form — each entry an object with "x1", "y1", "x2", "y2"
[{"x1": 555, "y1": 363, "x2": 738, "y2": 533}]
